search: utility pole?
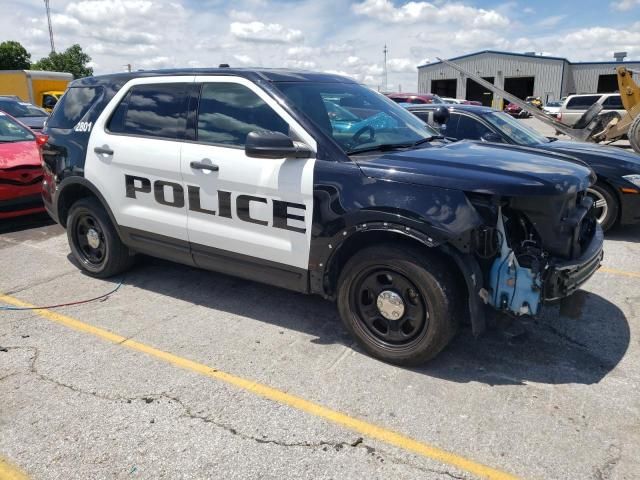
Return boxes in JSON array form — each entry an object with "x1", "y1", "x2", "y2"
[
  {"x1": 383, "y1": 44, "x2": 388, "y2": 92},
  {"x1": 124, "y1": 64, "x2": 132, "y2": 72},
  {"x1": 44, "y1": 0, "x2": 55, "y2": 53}
]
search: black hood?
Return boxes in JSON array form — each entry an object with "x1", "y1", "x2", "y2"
[{"x1": 355, "y1": 141, "x2": 595, "y2": 196}]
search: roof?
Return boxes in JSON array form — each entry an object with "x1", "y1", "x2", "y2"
[
  {"x1": 70, "y1": 68, "x2": 357, "y2": 88},
  {"x1": 418, "y1": 50, "x2": 640, "y2": 69}
]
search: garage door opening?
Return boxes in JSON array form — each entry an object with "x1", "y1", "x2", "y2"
[
  {"x1": 431, "y1": 79, "x2": 457, "y2": 98},
  {"x1": 466, "y1": 77, "x2": 494, "y2": 106},
  {"x1": 504, "y1": 76, "x2": 535, "y2": 101},
  {"x1": 597, "y1": 74, "x2": 619, "y2": 93}
]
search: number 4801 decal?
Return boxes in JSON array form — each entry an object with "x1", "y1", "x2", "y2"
[{"x1": 74, "y1": 121, "x2": 92, "y2": 132}]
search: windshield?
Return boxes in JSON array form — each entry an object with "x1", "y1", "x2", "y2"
[
  {"x1": 276, "y1": 82, "x2": 439, "y2": 154},
  {"x1": 0, "y1": 100, "x2": 48, "y2": 118},
  {"x1": 482, "y1": 111, "x2": 549, "y2": 146},
  {"x1": 0, "y1": 113, "x2": 35, "y2": 142}
]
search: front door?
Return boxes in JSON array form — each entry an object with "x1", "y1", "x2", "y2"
[{"x1": 180, "y1": 77, "x2": 317, "y2": 288}]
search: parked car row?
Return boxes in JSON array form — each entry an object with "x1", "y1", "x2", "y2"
[{"x1": 404, "y1": 103, "x2": 640, "y2": 231}]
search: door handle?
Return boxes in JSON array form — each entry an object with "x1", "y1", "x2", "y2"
[
  {"x1": 190, "y1": 160, "x2": 219, "y2": 171},
  {"x1": 94, "y1": 145, "x2": 114, "y2": 155}
]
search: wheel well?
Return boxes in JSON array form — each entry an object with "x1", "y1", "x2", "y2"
[
  {"x1": 58, "y1": 183, "x2": 98, "y2": 227},
  {"x1": 325, "y1": 230, "x2": 469, "y2": 306}
]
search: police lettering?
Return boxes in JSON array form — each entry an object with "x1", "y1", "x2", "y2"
[{"x1": 125, "y1": 175, "x2": 306, "y2": 233}]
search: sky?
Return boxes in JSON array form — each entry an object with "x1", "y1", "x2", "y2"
[{"x1": 2, "y1": 0, "x2": 640, "y2": 91}]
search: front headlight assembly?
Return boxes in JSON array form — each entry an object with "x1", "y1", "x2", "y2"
[{"x1": 622, "y1": 174, "x2": 640, "y2": 189}]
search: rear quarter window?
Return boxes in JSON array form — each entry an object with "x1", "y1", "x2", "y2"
[
  {"x1": 565, "y1": 95, "x2": 601, "y2": 110},
  {"x1": 48, "y1": 87, "x2": 103, "y2": 129},
  {"x1": 602, "y1": 95, "x2": 623, "y2": 110}
]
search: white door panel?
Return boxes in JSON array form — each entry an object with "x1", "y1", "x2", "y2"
[
  {"x1": 183, "y1": 76, "x2": 316, "y2": 270},
  {"x1": 86, "y1": 76, "x2": 195, "y2": 241}
]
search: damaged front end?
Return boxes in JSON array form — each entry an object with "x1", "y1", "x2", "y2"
[{"x1": 465, "y1": 189, "x2": 603, "y2": 320}]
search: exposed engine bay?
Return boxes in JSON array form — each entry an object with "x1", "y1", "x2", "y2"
[{"x1": 464, "y1": 191, "x2": 601, "y2": 318}]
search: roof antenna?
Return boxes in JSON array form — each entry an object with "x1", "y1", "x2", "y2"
[{"x1": 219, "y1": 63, "x2": 230, "y2": 68}]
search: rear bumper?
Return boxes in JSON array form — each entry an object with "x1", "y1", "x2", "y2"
[{"x1": 544, "y1": 225, "x2": 604, "y2": 301}]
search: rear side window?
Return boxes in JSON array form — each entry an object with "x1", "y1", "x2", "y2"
[
  {"x1": 196, "y1": 83, "x2": 288, "y2": 147},
  {"x1": 454, "y1": 114, "x2": 491, "y2": 140},
  {"x1": 602, "y1": 95, "x2": 623, "y2": 110},
  {"x1": 565, "y1": 95, "x2": 601, "y2": 110},
  {"x1": 108, "y1": 83, "x2": 190, "y2": 139},
  {"x1": 48, "y1": 87, "x2": 103, "y2": 128}
]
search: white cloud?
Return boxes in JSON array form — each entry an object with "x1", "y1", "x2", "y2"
[
  {"x1": 612, "y1": 0, "x2": 640, "y2": 10},
  {"x1": 387, "y1": 58, "x2": 417, "y2": 73},
  {"x1": 233, "y1": 54, "x2": 255, "y2": 65},
  {"x1": 352, "y1": 0, "x2": 508, "y2": 27},
  {"x1": 230, "y1": 21, "x2": 303, "y2": 43}
]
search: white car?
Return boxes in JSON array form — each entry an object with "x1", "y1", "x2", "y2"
[
  {"x1": 542, "y1": 101, "x2": 562, "y2": 118},
  {"x1": 557, "y1": 93, "x2": 624, "y2": 126}
]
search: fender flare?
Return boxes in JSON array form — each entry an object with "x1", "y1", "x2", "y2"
[
  {"x1": 55, "y1": 176, "x2": 125, "y2": 242},
  {"x1": 313, "y1": 221, "x2": 487, "y2": 336}
]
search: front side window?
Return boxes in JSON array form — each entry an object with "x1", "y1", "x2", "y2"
[
  {"x1": 566, "y1": 95, "x2": 601, "y2": 110},
  {"x1": 276, "y1": 82, "x2": 438, "y2": 154},
  {"x1": 196, "y1": 83, "x2": 289, "y2": 147},
  {"x1": 0, "y1": 112, "x2": 35, "y2": 142},
  {"x1": 455, "y1": 114, "x2": 492, "y2": 140},
  {"x1": 482, "y1": 111, "x2": 549, "y2": 146},
  {"x1": 108, "y1": 83, "x2": 189, "y2": 139}
]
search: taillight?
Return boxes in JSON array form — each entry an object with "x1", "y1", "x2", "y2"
[{"x1": 35, "y1": 133, "x2": 48, "y2": 147}]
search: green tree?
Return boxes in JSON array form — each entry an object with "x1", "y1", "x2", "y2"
[
  {"x1": 33, "y1": 44, "x2": 93, "y2": 78},
  {"x1": 0, "y1": 41, "x2": 31, "y2": 70}
]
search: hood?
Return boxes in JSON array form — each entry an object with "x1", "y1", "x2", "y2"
[
  {"x1": 540, "y1": 140, "x2": 640, "y2": 172},
  {"x1": 0, "y1": 140, "x2": 41, "y2": 169},
  {"x1": 355, "y1": 141, "x2": 594, "y2": 196}
]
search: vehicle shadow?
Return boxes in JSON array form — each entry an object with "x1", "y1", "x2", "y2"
[
  {"x1": 606, "y1": 223, "x2": 640, "y2": 242},
  {"x1": 0, "y1": 212, "x2": 55, "y2": 235},
  {"x1": 88, "y1": 255, "x2": 629, "y2": 387}
]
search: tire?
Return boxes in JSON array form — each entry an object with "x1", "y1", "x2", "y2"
[
  {"x1": 629, "y1": 114, "x2": 640, "y2": 155},
  {"x1": 337, "y1": 244, "x2": 460, "y2": 366},
  {"x1": 66, "y1": 197, "x2": 134, "y2": 278},
  {"x1": 587, "y1": 182, "x2": 619, "y2": 232}
]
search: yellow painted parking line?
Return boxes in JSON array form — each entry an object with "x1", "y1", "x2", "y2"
[
  {"x1": 0, "y1": 457, "x2": 29, "y2": 480},
  {"x1": 0, "y1": 294, "x2": 518, "y2": 480},
  {"x1": 599, "y1": 267, "x2": 640, "y2": 279}
]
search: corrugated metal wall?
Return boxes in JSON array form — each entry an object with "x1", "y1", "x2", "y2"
[
  {"x1": 570, "y1": 62, "x2": 640, "y2": 94},
  {"x1": 418, "y1": 52, "x2": 640, "y2": 101},
  {"x1": 418, "y1": 52, "x2": 566, "y2": 102}
]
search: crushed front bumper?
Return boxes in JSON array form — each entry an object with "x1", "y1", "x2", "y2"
[{"x1": 544, "y1": 225, "x2": 604, "y2": 301}]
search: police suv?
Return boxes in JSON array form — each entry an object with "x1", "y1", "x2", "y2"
[{"x1": 42, "y1": 68, "x2": 604, "y2": 365}]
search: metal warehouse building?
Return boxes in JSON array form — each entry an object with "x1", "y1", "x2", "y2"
[{"x1": 417, "y1": 50, "x2": 640, "y2": 107}]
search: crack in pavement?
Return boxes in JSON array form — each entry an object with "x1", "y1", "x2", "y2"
[{"x1": 0, "y1": 345, "x2": 467, "y2": 479}]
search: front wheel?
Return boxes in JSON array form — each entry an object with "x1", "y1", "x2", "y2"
[
  {"x1": 337, "y1": 244, "x2": 460, "y2": 366},
  {"x1": 67, "y1": 197, "x2": 135, "y2": 278},
  {"x1": 587, "y1": 182, "x2": 619, "y2": 232}
]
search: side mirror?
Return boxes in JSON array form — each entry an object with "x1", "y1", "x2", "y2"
[
  {"x1": 481, "y1": 132, "x2": 504, "y2": 143},
  {"x1": 432, "y1": 106, "x2": 450, "y2": 125},
  {"x1": 245, "y1": 130, "x2": 312, "y2": 159}
]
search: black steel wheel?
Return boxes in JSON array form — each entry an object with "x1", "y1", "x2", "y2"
[
  {"x1": 67, "y1": 197, "x2": 134, "y2": 278},
  {"x1": 350, "y1": 267, "x2": 428, "y2": 349},
  {"x1": 337, "y1": 244, "x2": 460, "y2": 366}
]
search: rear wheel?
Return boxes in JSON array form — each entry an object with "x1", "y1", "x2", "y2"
[
  {"x1": 337, "y1": 244, "x2": 459, "y2": 366},
  {"x1": 587, "y1": 182, "x2": 619, "y2": 232},
  {"x1": 67, "y1": 197, "x2": 134, "y2": 278}
]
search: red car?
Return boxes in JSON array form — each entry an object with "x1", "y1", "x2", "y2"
[
  {"x1": 385, "y1": 93, "x2": 444, "y2": 104},
  {"x1": 0, "y1": 111, "x2": 47, "y2": 220},
  {"x1": 504, "y1": 102, "x2": 530, "y2": 118}
]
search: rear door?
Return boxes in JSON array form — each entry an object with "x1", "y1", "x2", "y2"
[
  {"x1": 561, "y1": 95, "x2": 601, "y2": 126},
  {"x1": 87, "y1": 77, "x2": 196, "y2": 261},
  {"x1": 180, "y1": 77, "x2": 317, "y2": 288}
]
